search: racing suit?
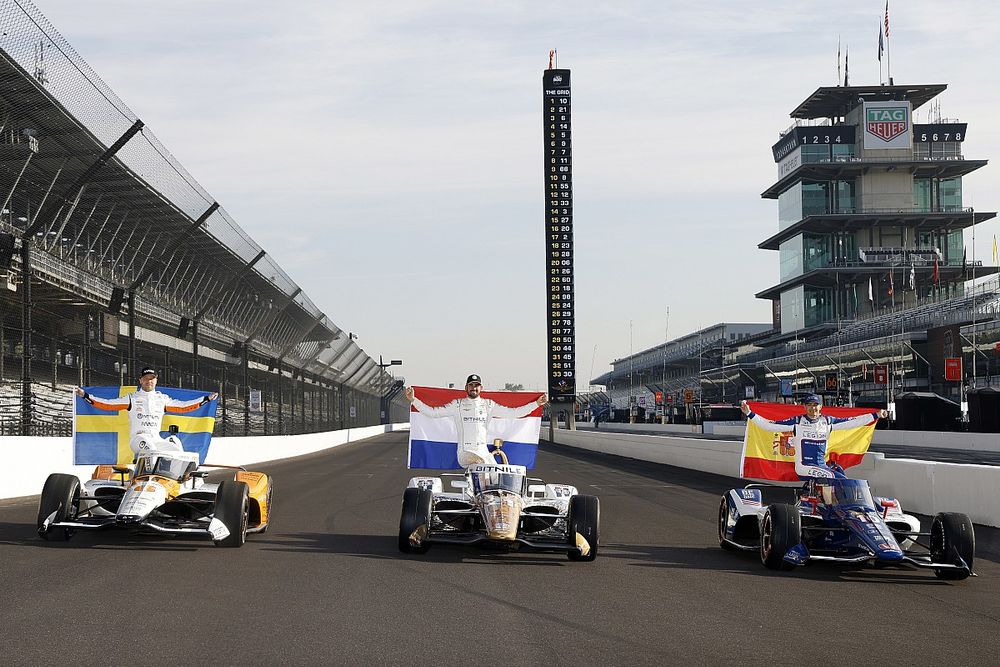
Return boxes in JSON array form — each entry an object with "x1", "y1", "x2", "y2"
[
  {"x1": 746, "y1": 410, "x2": 879, "y2": 479},
  {"x1": 411, "y1": 395, "x2": 539, "y2": 467},
  {"x1": 81, "y1": 389, "x2": 211, "y2": 455}
]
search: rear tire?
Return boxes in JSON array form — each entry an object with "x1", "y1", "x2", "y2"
[
  {"x1": 213, "y1": 481, "x2": 249, "y2": 547},
  {"x1": 931, "y1": 512, "x2": 975, "y2": 580},
  {"x1": 760, "y1": 504, "x2": 800, "y2": 571},
  {"x1": 718, "y1": 496, "x2": 737, "y2": 551},
  {"x1": 398, "y1": 488, "x2": 432, "y2": 554},
  {"x1": 566, "y1": 495, "x2": 600, "y2": 561},
  {"x1": 37, "y1": 474, "x2": 81, "y2": 542}
]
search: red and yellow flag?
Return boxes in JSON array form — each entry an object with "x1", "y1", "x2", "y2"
[{"x1": 740, "y1": 402, "x2": 877, "y2": 481}]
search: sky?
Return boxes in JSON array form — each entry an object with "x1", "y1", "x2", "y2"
[{"x1": 32, "y1": 0, "x2": 1000, "y2": 391}]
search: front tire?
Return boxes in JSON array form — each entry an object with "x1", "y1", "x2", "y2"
[
  {"x1": 718, "y1": 496, "x2": 737, "y2": 551},
  {"x1": 37, "y1": 473, "x2": 81, "y2": 541},
  {"x1": 566, "y1": 494, "x2": 600, "y2": 561},
  {"x1": 398, "y1": 488, "x2": 432, "y2": 554},
  {"x1": 760, "y1": 504, "x2": 800, "y2": 571},
  {"x1": 931, "y1": 512, "x2": 975, "y2": 580},
  {"x1": 213, "y1": 481, "x2": 249, "y2": 547}
]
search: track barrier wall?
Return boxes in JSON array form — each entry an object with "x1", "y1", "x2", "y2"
[
  {"x1": 0, "y1": 423, "x2": 410, "y2": 500},
  {"x1": 550, "y1": 428, "x2": 1000, "y2": 527}
]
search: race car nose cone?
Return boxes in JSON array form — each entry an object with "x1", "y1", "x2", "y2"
[{"x1": 116, "y1": 515, "x2": 142, "y2": 526}]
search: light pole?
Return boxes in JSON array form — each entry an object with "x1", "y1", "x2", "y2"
[
  {"x1": 378, "y1": 355, "x2": 402, "y2": 424},
  {"x1": 628, "y1": 320, "x2": 635, "y2": 423}
]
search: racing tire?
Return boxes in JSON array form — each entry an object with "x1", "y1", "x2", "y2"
[
  {"x1": 398, "y1": 487, "x2": 433, "y2": 554},
  {"x1": 37, "y1": 473, "x2": 81, "y2": 542},
  {"x1": 718, "y1": 496, "x2": 737, "y2": 551},
  {"x1": 931, "y1": 512, "x2": 975, "y2": 581},
  {"x1": 566, "y1": 494, "x2": 600, "y2": 562},
  {"x1": 213, "y1": 481, "x2": 250, "y2": 547},
  {"x1": 760, "y1": 504, "x2": 800, "y2": 571}
]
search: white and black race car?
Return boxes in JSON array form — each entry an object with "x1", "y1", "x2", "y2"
[{"x1": 399, "y1": 456, "x2": 599, "y2": 561}]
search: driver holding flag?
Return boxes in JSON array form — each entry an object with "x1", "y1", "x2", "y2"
[
  {"x1": 405, "y1": 374, "x2": 548, "y2": 467},
  {"x1": 741, "y1": 394, "x2": 887, "y2": 479},
  {"x1": 75, "y1": 366, "x2": 218, "y2": 455}
]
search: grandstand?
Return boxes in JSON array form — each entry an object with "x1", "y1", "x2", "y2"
[{"x1": 0, "y1": 1, "x2": 406, "y2": 436}]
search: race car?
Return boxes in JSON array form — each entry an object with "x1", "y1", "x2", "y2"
[
  {"x1": 36, "y1": 448, "x2": 272, "y2": 547},
  {"x1": 717, "y1": 477, "x2": 975, "y2": 580},
  {"x1": 399, "y1": 444, "x2": 599, "y2": 560}
]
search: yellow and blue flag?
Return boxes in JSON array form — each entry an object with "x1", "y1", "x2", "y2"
[{"x1": 73, "y1": 386, "x2": 218, "y2": 465}]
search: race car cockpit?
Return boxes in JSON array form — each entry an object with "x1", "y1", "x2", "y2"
[
  {"x1": 814, "y1": 478, "x2": 876, "y2": 509},
  {"x1": 469, "y1": 468, "x2": 526, "y2": 496},
  {"x1": 134, "y1": 454, "x2": 197, "y2": 481}
]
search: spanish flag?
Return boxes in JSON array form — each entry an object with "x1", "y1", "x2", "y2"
[
  {"x1": 74, "y1": 386, "x2": 218, "y2": 465},
  {"x1": 739, "y1": 402, "x2": 877, "y2": 481}
]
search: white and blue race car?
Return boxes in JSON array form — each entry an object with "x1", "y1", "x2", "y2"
[{"x1": 718, "y1": 477, "x2": 975, "y2": 580}]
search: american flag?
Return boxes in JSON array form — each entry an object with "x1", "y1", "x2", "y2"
[{"x1": 884, "y1": 1, "x2": 890, "y2": 39}]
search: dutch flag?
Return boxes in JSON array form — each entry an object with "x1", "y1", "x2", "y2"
[{"x1": 407, "y1": 386, "x2": 544, "y2": 470}]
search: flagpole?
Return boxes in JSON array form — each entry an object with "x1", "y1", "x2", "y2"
[
  {"x1": 971, "y1": 207, "x2": 976, "y2": 395},
  {"x1": 878, "y1": 21, "x2": 883, "y2": 85},
  {"x1": 885, "y1": 1, "x2": 892, "y2": 84}
]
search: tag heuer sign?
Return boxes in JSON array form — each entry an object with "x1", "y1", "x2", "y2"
[
  {"x1": 863, "y1": 101, "x2": 912, "y2": 149},
  {"x1": 867, "y1": 107, "x2": 907, "y2": 141}
]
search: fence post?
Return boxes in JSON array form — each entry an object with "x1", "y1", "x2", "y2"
[{"x1": 20, "y1": 238, "x2": 32, "y2": 435}]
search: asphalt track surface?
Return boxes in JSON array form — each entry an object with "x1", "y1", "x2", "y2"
[{"x1": 1, "y1": 432, "x2": 998, "y2": 666}]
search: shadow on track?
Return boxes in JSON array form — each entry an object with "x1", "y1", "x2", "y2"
[
  {"x1": 0, "y1": 521, "x2": 211, "y2": 551},
  {"x1": 256, "y1": 531, "x2": 573, "y2": 565},
  {"x1": 604, "y1": 541, "x2": 955, "y2": 584}
]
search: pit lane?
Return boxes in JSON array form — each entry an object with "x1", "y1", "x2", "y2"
[{"x1": 1, "y1": 432, "x2": 998, "y2": 665}]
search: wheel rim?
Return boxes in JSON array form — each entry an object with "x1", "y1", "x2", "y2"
[
  {"x1": 762, "y1": 513, "x2": 773, "y2": 558},
  {"x1": 930, "y1": 520, "x2": 944, "y2": 559},
  {"x1": 240, "y1": 501, "x2": 248, "y2": 544},
  {"x1": 718, "y1": 500, "x2": 727, "y2": 543}
]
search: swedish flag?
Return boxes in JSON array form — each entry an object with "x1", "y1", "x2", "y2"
[{"x1": 74, "y1": 386, "x2": 218, "y2": 465}]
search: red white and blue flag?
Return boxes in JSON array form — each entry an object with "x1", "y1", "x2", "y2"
[{"x1": 407, "y1": 386, "x2": 544, "y2": 470}]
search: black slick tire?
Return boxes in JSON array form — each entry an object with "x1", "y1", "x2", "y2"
[
  {"x1": 37, "y1": 473, "x2": 81, "y2": 542},
  {"x1": 566, "y1": 494, "x2": 600, "y2": 561},
  {"x1": 760, "y1": 503, "x2": 800, "y2": 571},
  {"x1": 398, "y1": 487, "x2": 432, "y2": 554},
  {"x1": 213, "y1": 480, "x2": 249, "y2": 547},
  {"x1": 718, "y1": 496, "x2": 737, "y2": 551},
  {"x1": 931, "y1": 512, "x2": 975, "y2": 581}
]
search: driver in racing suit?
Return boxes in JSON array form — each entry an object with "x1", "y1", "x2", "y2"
[
  {"x1": 74, "y1": 366, "x2": 218, "y2": 455},
  {"x1": 740, "y1": 394, "x2": 887, "y2": 479},
  {"x1": 404, "y1": 374, "x2": 548, "y2": 467}
]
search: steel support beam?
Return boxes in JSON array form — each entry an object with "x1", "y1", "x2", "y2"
[
  {"x1": 243, "y1": 287, "x2": 301, "y2": 345},
  {"x1": 127, "y1": 289, "x2": 136, "y2": 376},
  {"x1": 26, "y1": 119, "x2": 144, "y2": 237},
  {"x1": 194, "y1": 249, "x2": 266, "y2": 321},
  {"x1": 129, "y1": 202, "x2": 218, "y2": 292}
]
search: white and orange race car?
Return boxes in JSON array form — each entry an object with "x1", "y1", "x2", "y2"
[{"x1": 36, "y1": 449, "x2": 272, "y2": 547}]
